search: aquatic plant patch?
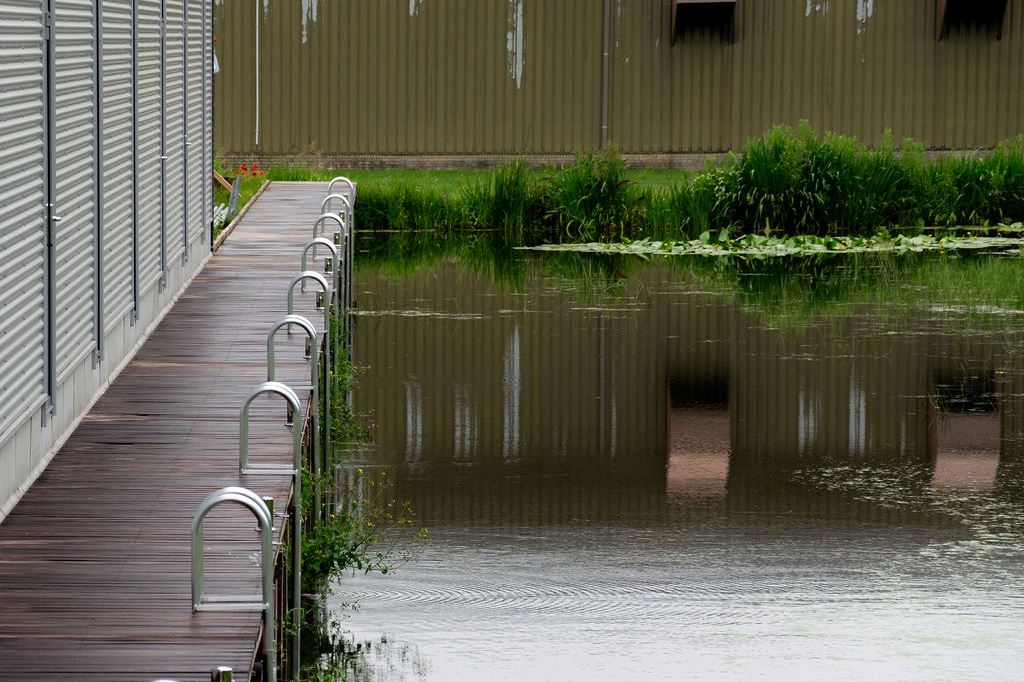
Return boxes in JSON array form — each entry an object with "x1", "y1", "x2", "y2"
[{"x1": 521, "y1": 228, "x2": 1024, "y2": 258}]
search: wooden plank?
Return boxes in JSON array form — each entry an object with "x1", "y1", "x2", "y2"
[
  {"x1": 0, "y1": 183, "x2": 349, "y2": 681},
  {"x1": 213, "y1": 170, "x2": 233, "y2": 192}
]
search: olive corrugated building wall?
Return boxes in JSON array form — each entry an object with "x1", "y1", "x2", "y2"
[{"x1": 214, "y1": 0, "x2": 1023, "y2": 160}]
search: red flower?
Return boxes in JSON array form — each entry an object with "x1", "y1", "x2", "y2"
[
  {"x1": 253, "y1": 163, "x2": 260, "y2": 170},
  {"x1": 240, "y1": 164, "x2": 248, "y2": 171}
]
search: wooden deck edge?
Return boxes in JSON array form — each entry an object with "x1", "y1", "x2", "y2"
[{"x1": 213, "y1": 180, "x2": 270, "y2": 253}]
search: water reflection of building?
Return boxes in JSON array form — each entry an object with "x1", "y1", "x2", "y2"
[{"x1": 352, "y1": 259, "x2": 1018, "y2": 523}]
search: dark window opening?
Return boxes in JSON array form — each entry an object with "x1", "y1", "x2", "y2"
[
  {"x1": 937, "y1": 0, "x2": 1009, "y2": 40},
  {"x1": 670, "y1": 0, "x2": 737, "y2": 46}
]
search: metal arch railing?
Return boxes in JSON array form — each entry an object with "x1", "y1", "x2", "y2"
[
  {"x1": 299, "y1": 238, "x2": 342, "y2": 317},
  {"x1": 320, "y1": 193, "x2": 351, "y2": 224},
  {"x1": 266, "y1": 314, "x2": 319, "y2": 386},
  {"x1": 286, "y1": 270, "x2": 331, "y2": 337},
  {"x1": 327, "y1": 176, "x2": 356, "y2": 200},
  {"x1": 312, "y1": 212, "x2": 346, "y2": 248},
  {"x1": 311, "y1": 211, "x2": 346, "y2": 265},
  {"x1": 238, "y1": 381, "x2": 302, "y2": 475},
  {"x1": 286, "y1": 271, "x2": 333, "y2": 474},
  {"x1": 266, "y1": 314, "x2": 324, "y2": 521},
  {"x1": 236, "y1": 381, "x2": 303, "y2": 682},
  {"x1": 191, "y1": 486, "x2": 276, "y2": 682},
  {"x1": 320, "y1": 185, "x2": 356, "y2": 420},
  {"x1": 299, "y1": 238, "x2": 348, "y2": 394},
  {"x1": 314, "y1": 211, "x2": 354, "y2": 366},
  {"x1": 320, "y1": 196, "x2": 353, "y2": 308}
]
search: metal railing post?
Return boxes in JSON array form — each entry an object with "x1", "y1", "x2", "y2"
[
  {"x1": 266, "y1": 314, "x2": 322, "y2": 522},
  {"x1": 311, "y1": 211, "x2": 345, "y2": 264},
  {"x1": 287, "y1": 271, "x2": 333, "y2": 463},
  {"x1": 191, "y1": 487, "x2": 276, "y2": 682},
  {"x1": 299, "y1": 237, "x2": 340, "y2": 306},
  {"x1": 323, "y1": 184, "x2": 356, "y2": 377},
  {"x1": 236, "y1": 383, "x2": 303, "y2": 681},
  {"x1": 323, "y1": 180, "x2": 356, "y2": 335}
]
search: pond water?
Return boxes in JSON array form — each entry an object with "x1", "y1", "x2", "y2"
[{"x1": 327, "y1": 239, "x2": 1024, "y2": 681}]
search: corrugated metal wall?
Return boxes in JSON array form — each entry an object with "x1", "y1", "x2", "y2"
[
  {"x1": 0, "y1": 0, "x2": 49, "y2": 439},
  {"x1": 215, "y1": 0, "x2": 603, "y2": 155},
  {"x1": 100, "y1": 0, "x2": 136, "y2": 332},
  {"x1": 215, "y1": 0, "x2": 1024, "y2": 156},
  {"x1": 0, "y1": 0, "x2": 213, "y2": 516}
]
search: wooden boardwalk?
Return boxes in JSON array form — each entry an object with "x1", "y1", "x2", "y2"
[{"x1": 0, "y1": 183, "x2": 333, "y2": 681}]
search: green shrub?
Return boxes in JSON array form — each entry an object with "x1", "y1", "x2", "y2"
[
  {"x1": 645, "y1": 171, "x2": 716, "y2": 239},
  {"x1": 546, "y1": 149, "x2": 636, "y2": 241},
  {"x1": 255, "y1": 127, "x2": 1024, "y2": 241}
]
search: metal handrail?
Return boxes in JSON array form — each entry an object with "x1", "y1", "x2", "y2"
[
  {"x1": 287, "y1": 270, "x2": 331, "y2": 330},
  {"x1": 301, "y1": 236, "x2": 339, "y2": 268},
  {"x1": 323, "y1": 192, "x2": 355, "y2": 415},
  {"x1": 286, "y1": 271, "x2": 333, "y2": 482},
  {"x1": 236, "y1": 382, "x2": 303, "y2": 682},
  {"x1": 327, "y1": 176, "x2": 356, "y2": 203},
  {"x1": 312, "y1": 216, "x2": 349, "y2": 332},
  {"x1": 312, "y1": 212, "x2": 346, "y2": 249},
  {"x1": 266, "y1": 314, "x2": 323, "y2": 521},
  {"x1": 321, "y1": 192, "x2": 352, "y2": 222},
  {"x1": 191, "y1": 487, "x2": 276, "y2": 682},
  {"x1": 266, "y1": 314, "x2": 318, "y2": 386},
  {"x1": 238, "y1": 381, "x2": 302, "y2": 475},
  {"x1": 299, "y1": 237, "x2": 342, "y2": 315}
]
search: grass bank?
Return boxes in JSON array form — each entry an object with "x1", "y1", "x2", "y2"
[
  {"x1": 212, "y1": 160, "x2": 267, "y2": 239},
  {"x1": 263, "y1": 123, "x2": 1024, "y2": 243}
]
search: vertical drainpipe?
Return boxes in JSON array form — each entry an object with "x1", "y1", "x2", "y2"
[
  {"x1": 600, "y1": 0, "x2": 611, "y2": 149},
  {"x1": 131, "y1": 0, "x2": 139, "y2": 323},
  {"x1": 93, "y1": 0, "x2": 104, "y2": 364},
  {"x1": 43, "y1": 0, "x2": 57, "y2": 420},
  {"x1": 202, "y1": 0, "x2": 208, "y2": 247},
  {"x1": 182, "y1": 3, "x2": 189, "y2": 265},
  {"x1": 254, "y1": 0, "x2": 260, "y2": 149},
  {"x1": 159, "y1": 0, "x2": 167, "y2": 291}
]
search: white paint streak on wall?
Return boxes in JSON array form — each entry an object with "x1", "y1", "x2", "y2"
[
  {"x1": 301, "y1": 0, "x2": 320, "y2": 44},
  {"x1": 856, "y1": 0, "x2": 875, "y2": 34},
  {"x1": 409, "y1": 0, "x2": 424, "y2": 17},
  {"x1": 615, "y1": 0, "x2": 623, "y2": 49},
  {"x1": 805, "y1": 0, "x2": 829, "y2": 17},
  {"x1": 263, "y1": 0, "x2": 270, "y2": 17},
  {"x1": 505, "y1": 0, "x2": 525, "y2": 89}
]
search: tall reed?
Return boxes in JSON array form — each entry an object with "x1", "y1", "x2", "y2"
[{"x1": 266, "y1": 126, "x2": 1024, "y2": 241}]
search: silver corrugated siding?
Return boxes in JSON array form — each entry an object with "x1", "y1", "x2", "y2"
[
  {"x1": 136, "y1": 0, "x2": 163, "y2": 293},
  {"x1": 52, "y1": 0, "x2": 97, "y2": 378},
  {"x1": 0, "y1": 0, "x2": 48, "y2": 438},
  {"x1": 164, "y1": 0, "x2": 186, "y2": 264},
  {"x1": 101, "y1": 0, "x2": 135, "y2": 333},
  {"x1": 186, "y1": 0, "x2": 204, "y2": 245}
]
